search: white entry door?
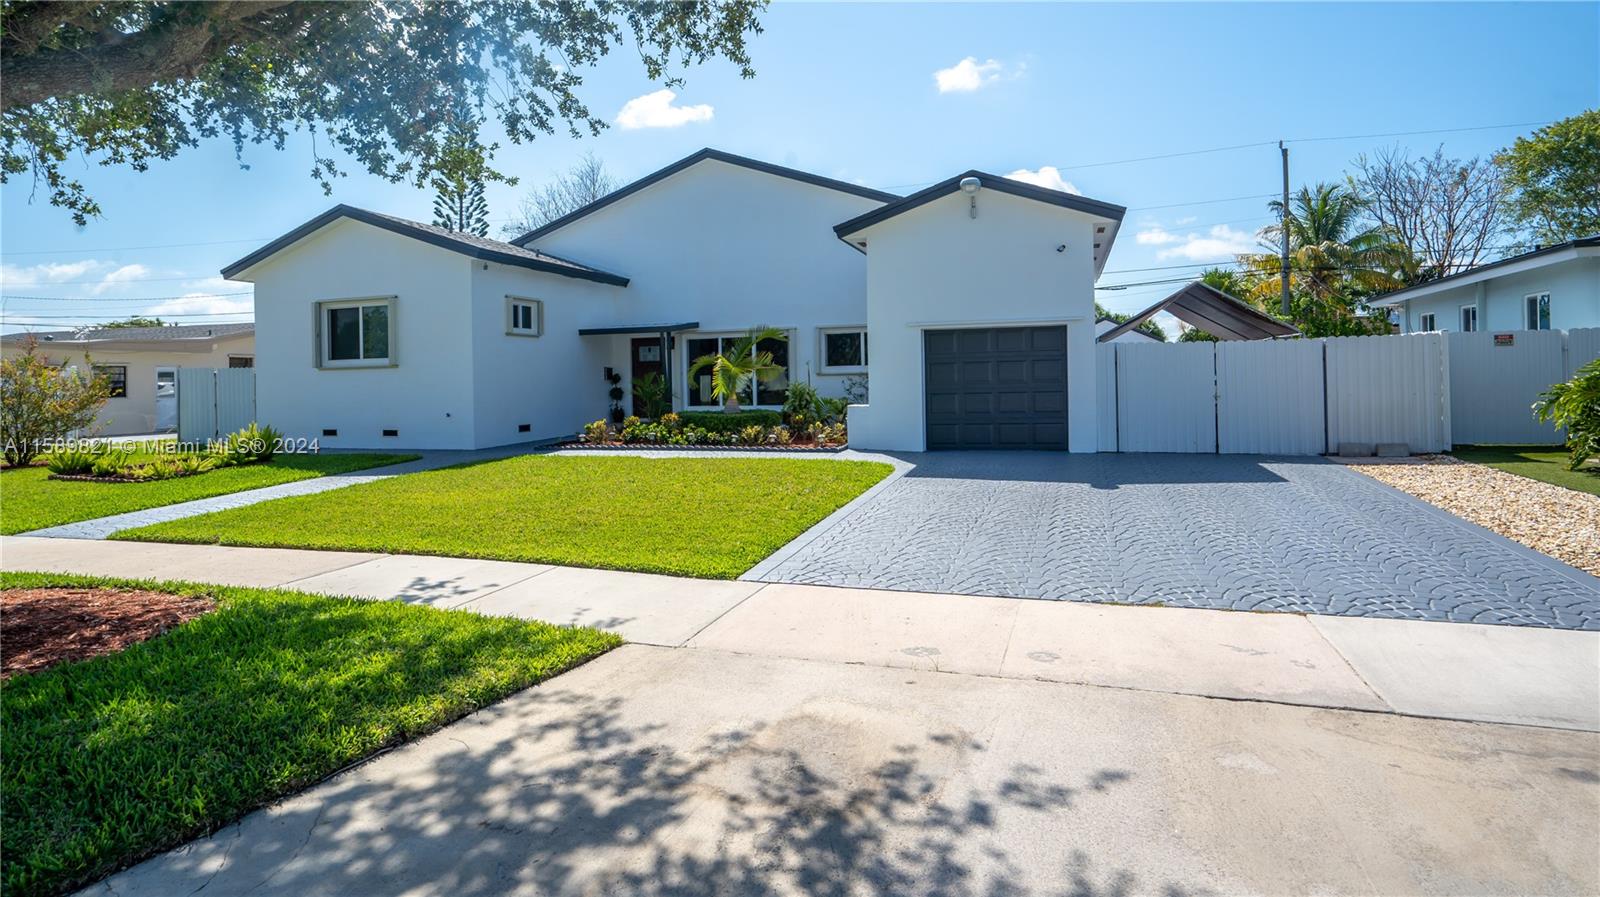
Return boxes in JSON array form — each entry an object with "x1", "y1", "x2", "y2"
[{"x1": 155, "y1": 367, "x2": 178, "y2": 432}]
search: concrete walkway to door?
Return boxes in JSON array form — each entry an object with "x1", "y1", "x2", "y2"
[{"x1": 748, "y1": 452, "x2": 1600, "y2": 630}]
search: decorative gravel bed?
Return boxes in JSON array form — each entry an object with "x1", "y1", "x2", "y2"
[{"x1": 1344, "y1": 454, "x2": 1600, "y2": 577}]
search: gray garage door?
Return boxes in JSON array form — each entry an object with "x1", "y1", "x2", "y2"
[{"x1": 924, "y1": 326, "x2": 1069, "y2": 450}]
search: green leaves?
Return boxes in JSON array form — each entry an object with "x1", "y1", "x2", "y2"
[
  {"x1": 1495, "y1": 109, "x2": 1600, "y2": 245},
  {"x1": 1535, "y1": 358, "x2": 1600, "y2": 470},
  {"x1": 1, "y1": 1, "x2": 768, "y2": 223}
]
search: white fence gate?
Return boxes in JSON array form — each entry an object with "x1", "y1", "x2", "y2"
[
  {"x1": 1447, "y1": 330, "x2": 1567, "y2": 445},
  {"x1": 1114, "y1": 341, "x2": 1216, "y2": 452},
  {"x1": 1216, "y1": 339, "x2": 1327, "y2": 454},
  {"x1": 1324, "y1": 332, "x2": 1451, "y2": 453},
  {"x1": 177, "y1": 368, "x2": 256, "y2": 443}
]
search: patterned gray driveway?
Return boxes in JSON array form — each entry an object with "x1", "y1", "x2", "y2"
[{"x1": 751, "y1": 453, "x2": 1600, "y2": 630}]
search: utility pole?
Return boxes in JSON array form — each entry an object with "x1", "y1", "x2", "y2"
[{"x1": 1279, "y1": 141, "x2": 1291, "y2": 318}]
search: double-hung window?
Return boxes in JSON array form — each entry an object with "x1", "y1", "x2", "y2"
[
  {"x1": 507, "y1": 296, "x2": 543, "y2": 337},
  {"x1": 93, "y1": 364, "x2": 128, "y2": 397},
  {"x1": 819, "y1": 327, "x2": 868, "y2": 373},
  {"x1": 1459, "y1": 305, "x2": 1478, "y2": 333},
  {"x1": 685, "y1": 331, "x2": 792, "y2": 408},
  {"x1": 1525, "y1": 293, "x2": 1551, "y2": 330},
  {"x1": 1417, "y1": 312, "x2": 1436, "y2": 332},
  {"x1": 318, "y1": 297, "x2": 394, "y2": 368}
]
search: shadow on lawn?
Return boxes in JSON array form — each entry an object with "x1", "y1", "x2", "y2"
[{"x1": 102, "y1": 686, "x2": 1211, "y2": 897}]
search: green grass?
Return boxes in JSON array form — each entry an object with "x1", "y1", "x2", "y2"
[
  {"x1": 118, "y1": 455, "x2": 894, "y2": 578},
  {"x1": 1451, "y1": 445, "x2": 1600, "y2": 496},
  {"x1": 0, "y1": 571, "x2": 620, "y2": 897},
  {"x1": 0, "y1": 453, "x2": 417, "y2": 534}
]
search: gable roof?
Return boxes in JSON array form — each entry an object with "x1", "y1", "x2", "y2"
[
  {"x1": 1368, "y1": 234, "x2": 1600, "y2": 306},
  {"x1": 511, "y1": 148, "x2": 901, "y2": 246},
  {"x1": 1097, "y1": 281, "x2": 1297, "y2": 342},
  {"x1": 832, "y1": 171, "x2": 1126, "y2": 274},
  {"x1": 221, "y1": 205, "x2": 629, "y2": 286},
  {"x1": 2, "y1": 322, "x2": 254, "y2": 346}
]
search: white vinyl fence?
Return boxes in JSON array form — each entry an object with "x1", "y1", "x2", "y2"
[
  {"x1": 1098, "y1": 328, "x2": 1589, "y2": 455},
  {"x1": 177, "y1": 367, "x2": 256, "y2": 444}
]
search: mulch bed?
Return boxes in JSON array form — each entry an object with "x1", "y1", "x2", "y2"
[
  {"x1": 1, "y1": 587, "x2": 216, "y2": 678},
  {"x1": 558, "y1": 441, "x2": 846, "y2": 453}
]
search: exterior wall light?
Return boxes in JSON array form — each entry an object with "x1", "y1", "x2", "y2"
[{"x1": 959, "y1": 176, "x2": 981, "y2": 218}]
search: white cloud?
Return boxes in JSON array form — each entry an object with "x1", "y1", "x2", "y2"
[
  {"x1": 615, "y1": 89, "x2": 714, "y2": 129},
  {"x1": 934, "y1": 57, "x2": 1004, "y2": 93},
  {"x1": 92, "y1": 263, "x2": 151, "y2": 295},
  {"x1": 1143, "y1": 224, "x2": 1260, "y2": 261},
  {"x1": 0, "y1": 259, "x2": 110, "y2": 286},
  {"x1": 1003, "y1": 166, "x2": 1081, "y2": 195},
  {"x1": 147, "y1": 292, "x2": 253, "y2": 317},
  {"x1": 1175, "y1": 215, "x2": 1198, "y2": 225}
]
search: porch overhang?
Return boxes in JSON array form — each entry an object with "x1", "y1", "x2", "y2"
[{"x1": 578, "y1": 322, "x2": 699, "y2": 336}]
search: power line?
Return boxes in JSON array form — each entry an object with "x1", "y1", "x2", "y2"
[
  {"x1": 1, "y1": 291, "x2": 252, "y2": 303},
  {"x1": 0, "y1": 237, "x2": 268, "y2": 257}
]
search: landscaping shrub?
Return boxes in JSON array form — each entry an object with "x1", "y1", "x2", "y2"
[
  {"x1": 44, "y1": 449, "x2": 96, "y2": 476},
  {"x1": 782, "y1": 382, "x2": 822, "y2": 428},
  {"x1": 678, "y1": 410, "x2": 781, "y2": 433},
  {"x1": 632, "y1": 372, "x2": 670, "y2": 419},
  {"x1": 222, "y1": 423, "x2": 281, "y2": 464},
  {"x1": 90, "y1": 449, "x2": 132, "y2": 478},
  {"x1": 1536, "y1": 358, "x2": 1600, "y2": 469},
  {"x1": 737, "y1": 424, "x2": 766, "y2": 446},
  {"x1": 0, "y1": 338, "x2": 111, "y2": 467},
  {"x1": 581, "y1": 419, "x2": 610, "y2": 443},
  {"x1": 819, "y1": 396, "x2": 849, "y2": 424}
]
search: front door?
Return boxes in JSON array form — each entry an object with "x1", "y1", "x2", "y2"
[
  {"x1": 154, "y1": 367, "x2": 178, "y2": 432},
  {"x1": 631, "y1": 337, "x2": 665, "y2": 417}
]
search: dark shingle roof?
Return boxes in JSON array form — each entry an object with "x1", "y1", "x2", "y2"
[
  {"x1": 1369, "y1": 234, "x2": 1600, "y2": 305},
  {"x1": 221, "y1": 205, "x2": 629, "y2": 286},
  {"x1": 2, "y1": 322, "x2": 255, "y2": 345}
]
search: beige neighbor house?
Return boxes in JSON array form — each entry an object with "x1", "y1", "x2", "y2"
[{"x1": 0, "y1": 323, "x2": 255, "y2": 436}]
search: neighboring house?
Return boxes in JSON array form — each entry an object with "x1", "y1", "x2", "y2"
[
  {"x1": 1096, "y1": 282, "x2": 1297, "y2": 343},
  {"x1": 1370, "y1": 235, "x2": 1600, "y2": 333},
  {"x1": 0, "y1": 324, "x2": 254, "y2": 436},
  {"x1": 1094, "y1": 316, "x2": 1164, "y2": 343},
  {"x1": 224, "y1": 148, "x2": 1124, "y2": 452}
]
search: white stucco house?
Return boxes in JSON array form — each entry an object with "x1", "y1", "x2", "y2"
[
  {"x1": 0, "y1": 323, "x2": 254, "y2": 436},
  {"x1": 223, "y1": 148, "x2": 1125, "y2": 452},
  {"x1": 1370, "y1": 235, "x2": 1599, "y2": 333}
]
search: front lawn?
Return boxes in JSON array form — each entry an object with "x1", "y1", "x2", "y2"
[
  {"x1": 0, "y1": 571, "x2": 620, "y2": 897},
  {"x1": 1451, "y1": 445, "x2": 1600, "y2": 497},
  {"x1": 0, "y1": 453, "x2": 416, "y2": 534},
  {"x1": 118, "y1": 455, "x2": 894, "y2": 578}
]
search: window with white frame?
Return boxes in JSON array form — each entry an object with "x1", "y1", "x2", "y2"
[
  {"x1": 507, "y1": 296, "x2": 543, "y2": 337},
  {"x1": 684, "y1": 331, "x2": 791, "y2": 408},
  {"x1": 819, "y1": 327, "x2": 868, "y2": 373},
  {"x1": 1418, "y1": 312, "x2": 1436, "y2": 332},
  {"x1": 1459, "y1": 305, "x2": 1477, "y2": 332},
  {"x1": 318, "y1": 297, "x2": 393, "y2": 367},
  {"x1": 1525, "y1": 292, "x2": 1551, "y2": 330}
]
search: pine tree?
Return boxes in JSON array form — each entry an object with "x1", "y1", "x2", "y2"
[{"x1": 432, "y1": 174, "x2": 489, "y2": 236}]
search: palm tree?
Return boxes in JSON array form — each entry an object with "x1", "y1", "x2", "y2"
[
  {"x1": 687, "y1": 327, "x2": 787, "y2": 413},
  {"x1": 1241, "y1": 182, "x2": 1407, "y2": 303}
]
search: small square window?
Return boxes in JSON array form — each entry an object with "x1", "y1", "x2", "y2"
[
  {"x1": 318, "y1": 298, "x2": 394, "y2": 367},
  {"x1": 1418, "y1": 313, "x2": 1436, "y2": 332},
  {"x1": 819, "y1": 327, "x2": 868, "y2": 372},
  {"x1": 1525, "y1": 293, "x2": 1551, "y2": 331},
  {"x1": 1459, "y1": 305, "x2": 1478, "y2": 333},
  {"x1": 93, "y1": 364, "x2": 127, "y2": 398},
  {"x1": 507, "y1": 297, "x2": 543, "y2": 337}
]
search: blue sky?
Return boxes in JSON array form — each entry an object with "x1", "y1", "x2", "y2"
[{"x1": 2, "y1": 2, "x2": 1595, "y2": 336}]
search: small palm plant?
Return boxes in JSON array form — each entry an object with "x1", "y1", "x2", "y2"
[
  {"x1": 687, "y1": 327, "x2": 786, "y2": 413},
  {"x1": 1536, "y1": 358, "x2": 1600, "y2": 470}
]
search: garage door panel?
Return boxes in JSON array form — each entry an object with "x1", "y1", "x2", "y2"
[{"x1": 925, "y1": 326, "x2": 1069, "y2": 451}]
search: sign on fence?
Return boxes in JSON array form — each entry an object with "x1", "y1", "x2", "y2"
[{"x1": 177, "y1": 368, "x2": 256, "y2": 444}]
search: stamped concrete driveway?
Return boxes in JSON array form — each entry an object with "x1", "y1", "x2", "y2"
[{"x1": 752, "y1": 453, "x2": 1600, "y2": 630}]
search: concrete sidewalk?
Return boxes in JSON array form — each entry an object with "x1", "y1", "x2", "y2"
[{"x1": 5, "y1": 535, "x2": 1596, "y2": 731}]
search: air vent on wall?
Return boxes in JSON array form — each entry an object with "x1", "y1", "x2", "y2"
[
  {"x1": 518, "y1": 424, "x2": 531, "y2": 433},
  {"x1": 322, "y1": 429, "x2": 338, "y2": 437},
  {"x1": 382, "y1": 429, "x2": 399, "y2": 438}
]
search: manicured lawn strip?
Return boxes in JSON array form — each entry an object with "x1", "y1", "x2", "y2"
[
  {"x1": 117, "y1": 455, "x2": 895, "y2": 579},
  {"x1": 0, "y1": 453, "x2": 417, "y2": 534},
  {"x1": 1452, "y1": 445, "x2": 1600, "y2": 497},
  {"x1": 0, "y1": 571, "x2": 621, "y2": 897}
]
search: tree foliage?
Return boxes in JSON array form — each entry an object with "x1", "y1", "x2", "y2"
[
  {"x1": 430, "y1": 131, "x2": 496, "y2": 236},
  {"x1": 1535, "y1": 358, "x2": 1600, "y2": 470},
  {"x1": 502, "y1": 151, "x2": 618, "y2": 238},
  {"x1": 98, "y1": 317, "x2": 166, "y2": 329},
  {"x1": 687, "y1": 327, "x2": 785, "y2": 414},
  {"x1": 1496, "y1": 109, "x2": 1600, "y2": 245},
  {"x1": 1094, "y1": 303, "x2": 1166, "y2": 341},
  {"x1": 0, "y1": 338, "x2": 112, "y2": 466},
  {"x1": 1351, "y1": 146, "x2": 1505, "y2": 283},
  {"x1": 1, "y1": 1, "x2": 765, "y2": 224}
]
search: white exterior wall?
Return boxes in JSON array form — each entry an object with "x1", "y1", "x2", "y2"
[
  {"x1": 847, "y1": 190, "x2": 1100, "y2": 452},
  {"x1": 525, "y1": 159, "x2": 884, "y2": 410},
  {"x1": 1398, "y1": 255, "x2": 1600, "y2": 333},
  {"x1": 467, "y1": 263, "x2": 622, "y2": 447},
  {"x1": 250, "y1": 221, "x2": 479, "y2": 450},
  {"x1": 4, "y1": 335, "x2": 254, "y2": 436}
]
